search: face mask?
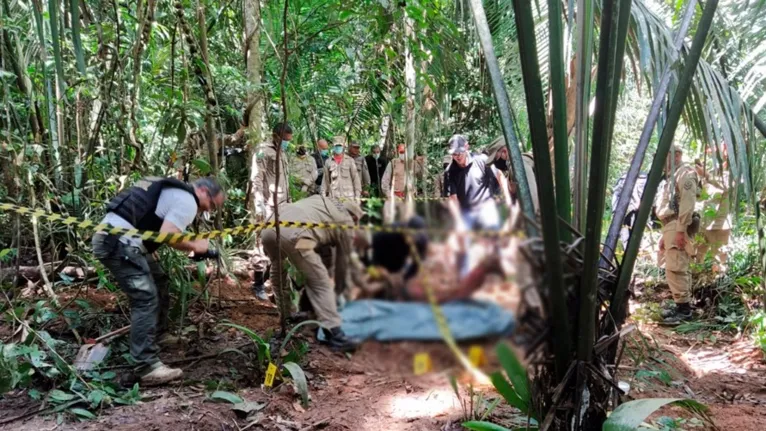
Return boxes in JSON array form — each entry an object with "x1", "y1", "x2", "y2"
[
  {"x1": 398, "y1": 153, "x2": 405, "y2": 161},
  {"x1": 495, "y1": 159, "x2": 508, "y2": 171},
  {"x1": 281, "y1": 140, "x2": 289, "y2": 151},
  {"x1": 320, "y1": 149, "x2": 329, "y2": 157},
  {"x1": 333, "y1": 146, "x2": 344, "y2": 155},
  {"x1": 373, "y1": 153, "x2": 380, "y2": 160}
]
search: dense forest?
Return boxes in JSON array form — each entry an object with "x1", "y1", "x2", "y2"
[{"x1": 1, "y1": 0, "x2": 766, "y2": 429}]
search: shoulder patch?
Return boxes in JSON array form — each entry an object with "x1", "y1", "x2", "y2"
[{"x1": 684, "y1": 179, "x2": 694, "y2": 190}]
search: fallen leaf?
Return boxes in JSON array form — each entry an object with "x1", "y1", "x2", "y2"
[{"x1": 232, "y1": 401, "x2": 266, "y2": 419}]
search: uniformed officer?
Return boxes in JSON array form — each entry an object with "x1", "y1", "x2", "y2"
[
  {"x1": 254, "y1": 123, "x2": 292, "y2": 220},
  {"x1": 486, "y1": 137, "x2": 538, "y2": 214},
  {"x1": 657, "y1": 145, "x2": 698, "y2": 324},
  {"x1": 695, "y1": 154, "x2": 731, "y2": 272},
  {"x1": 92, "y1": 177, "x2": 224, "y2": 385},
  {"x1": 381, "y1": 144, "x2": 408, "y2": 199},
  {"x1": 251, "y1": 123, "x2": 292, "y2": 301},
  {"x1": 349, "y1": 141, "x2": 371, "y2": 196},
  {"x1": 261, "y1": 195, "x2": 363, "y2": 351},
  {"x1": 291, "y1": 145, "x2": 319, "y2": 195},
  {"x1": 321, "y1": 136, "x2": 361, "y2": 201}
]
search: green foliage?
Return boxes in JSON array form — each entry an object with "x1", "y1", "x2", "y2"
[
  {"x1": 209, "y1": 390, "x2": 244, "y2": 404},
  {"x1": 219, "y1": 321, "x2": 272, "y2": 367},
  {"x1": 282, "y1": 361, "x2": 309, "y2": 406},
  {"x1": 602, "y1": 398, "x2": 710, "y2": 431},
  {"x1": 449, "y1": 375, "x2": 501, "y2": 423}
]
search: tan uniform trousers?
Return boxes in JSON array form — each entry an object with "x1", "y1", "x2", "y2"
[
  {"x1": 696, "y1": 229, "x2": 730, "y2": 269},
  {"x1": 261, "y1": 229, "x2": 342, "y2": 328},
  {"x1": 662, "y1": 222, "x2": 693, "y2": 304}
]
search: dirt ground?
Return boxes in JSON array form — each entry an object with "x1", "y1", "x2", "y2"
[{"x1": 1, "y1": 276, "x2": 765, "y2": 430}]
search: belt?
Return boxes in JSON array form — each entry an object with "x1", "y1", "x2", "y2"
[{"x1": 661, "y1": 215, "x2": 677, "y2": 224}]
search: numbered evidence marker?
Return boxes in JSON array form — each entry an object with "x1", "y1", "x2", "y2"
[
  {"x1": 468, "y1": 345, "x2": 486, "y2": 367},
  {"x1": 413, "y1": 352, "x2": 432, "y2": 376},
  {"x1": 264, "y1": 362, "x2": 277, "y2": 387}
]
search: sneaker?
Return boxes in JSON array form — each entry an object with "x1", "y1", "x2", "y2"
[
  {"x1": 252, "y1": 282, "x2": 268, "y2": 301},
  {"x1": 662, "y1": 303, "x2": 693, "y2": 325},
  {"x1": 319, "y1": 327, "x2": 359, "y2": 352},
  {"x1": 140, "y1": 362, "x2": 183, "y2": 386}
]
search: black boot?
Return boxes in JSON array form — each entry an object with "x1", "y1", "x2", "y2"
[
  {"x1": 252, "y1": 271, "x2": 269, "y2": 301},
  {"x1": 662, "y1": 302, "x2": 693, "y2": 325},
  {"x1": 660, "y1": 303, "x2": 677, "y2": 319},
  {"x1": 319, "y1": 327, "x2": 359, "y2": 352}
]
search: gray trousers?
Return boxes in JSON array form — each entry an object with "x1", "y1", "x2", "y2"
[{"x1": 92, "y1": 234, "x2": 169, "y2": 369}]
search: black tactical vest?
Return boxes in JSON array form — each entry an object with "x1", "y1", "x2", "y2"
[{"x1": 106, "y1": 177, "x2": 199, "y2": 252}]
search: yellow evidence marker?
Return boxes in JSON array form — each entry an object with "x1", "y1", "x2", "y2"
[
  {"x1": 413, "y1": 352, "x2": 432, "y2": 376},
  {"x1": 468, "y1": 345, "x2": 486, "y2": 367},
  {"x1": 264, "y1": 362, "x2": 278, "y2": 387}
]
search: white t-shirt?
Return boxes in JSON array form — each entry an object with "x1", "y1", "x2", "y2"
[{"x1": 101, "y1": 188, "x2": 198, "y2": 250}]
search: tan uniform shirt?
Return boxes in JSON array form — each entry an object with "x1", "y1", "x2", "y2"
[
  {"x1": 700, "y1": 171, "x2": 731, "y2": 231},
  {"x1": 321, "y1": 155, "x2": 360, "y2": 200},
  {"x1": 291, "y1": 154, "x2": 319, "y2": 194},
  {"x1": 254, "y1": 143, "x2": 290, "y2": 209},
  {"x1": 381, "y1": 158, "x2": 407, "y2": 196},
  {"x1": 271, "y1": 195, "x2": 354, "y2": 293},
  {"x1": 351, "y1": 154, "x2": 371, "y2": 189},
  {"x1": 657, "y1": 162, "x2": 698, "y2": 243}
]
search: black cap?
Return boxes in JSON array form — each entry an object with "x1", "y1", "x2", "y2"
[{"x1": 448, "y1": 135, "x2": 469, "y2": 155}]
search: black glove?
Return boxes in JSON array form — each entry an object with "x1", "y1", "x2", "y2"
[{"x1": 192, "y1": 248, "x2": 220, "y2": 261}]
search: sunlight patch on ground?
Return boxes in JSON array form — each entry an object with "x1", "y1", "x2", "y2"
[
  {"x1": 680, "y1": 347, "x2": 748, "y2": 377},
  {"x1": 387, "y1": 388, "x2": 460, "y2": 419}
]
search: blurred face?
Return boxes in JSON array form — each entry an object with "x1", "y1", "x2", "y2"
[
  {"x1": 273, "y1": 131, "x2": 293, "y2": 143},
  {"x1": 665, "y1": 150, "x2": 683, "y2": 173},
  {"x1": 372, "y1": 147, "x2": 381, "y2": 155},
  {"x1": 196, "y1": 187, "x2": 225, "y2": 213},
  {"x1": 350, "y1": 145, "x2": 361, "y2": 157},
  {"x1": 397, "y1": 145, "x2": 405, "y2": 155},
  {"x1": 317, "y1": 139, "x2": 329, "y2": 151},
  {"x1": 452, "y1": 150, "x2": 468, "y2": 167},
  {"x1": 497, "y1": 148, "x2": 509, "y2": 160}
]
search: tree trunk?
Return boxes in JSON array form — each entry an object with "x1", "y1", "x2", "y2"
[
  {"x1": 403, "y1": 8, "x2": 416, "y2": 220},
  {"x1": 244, "y1": 0, "x2": 263, "y2": 218},
  {"x1": 197, "y1": 1, "x2": 218, "y2": 177}
]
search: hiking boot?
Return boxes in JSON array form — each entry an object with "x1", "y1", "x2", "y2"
[
  {"x1": 659, "y1": 303, "x2": 677, "y2": 319},
  {"x1": 252, "y1": 282, "x2": 269, "y2": 301},
  {"x1": 140, "y1": 362, "x2": 183, "y2": 386},
  {"x1": 319, "y1": 327, "x2": 359, "y2": 352},
  {"x1": 662, "y1": 303, "x2": 693, "y2": 325}
]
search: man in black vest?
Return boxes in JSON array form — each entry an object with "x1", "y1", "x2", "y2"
[
  {"x1": 445, "y1": 135, "x2": 509, "y2": 278},
  {"x1": 92, "y1": 177, "x2": 225, "y2": 385}
]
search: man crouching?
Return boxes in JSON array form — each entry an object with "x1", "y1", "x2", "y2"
[{"x1": 261, "y1": 195, "x2": 362, "y2": 352}]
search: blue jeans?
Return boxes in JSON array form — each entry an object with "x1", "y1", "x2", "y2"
[{"x1": 458, "y1": 202, "x2": 500, "y2": 277}]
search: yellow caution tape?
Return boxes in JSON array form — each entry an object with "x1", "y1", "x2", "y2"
[{"x1": 0, "y1": 202, "x2": 515, "y2": 241}]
